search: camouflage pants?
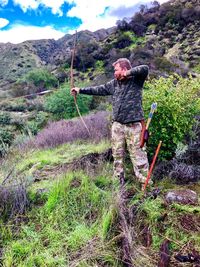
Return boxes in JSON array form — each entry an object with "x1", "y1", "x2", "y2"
[{"x1": 111, "y1": 121, "x2": 149, "y2": 183}]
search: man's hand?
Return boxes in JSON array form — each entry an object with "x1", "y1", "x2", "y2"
[{"x1": 71, "y1": 87, "x2": 80, "y2": 96}]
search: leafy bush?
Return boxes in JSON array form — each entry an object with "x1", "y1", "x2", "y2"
[
  {"x1": 154, "y1": 57, "x2": 175, "y2": 72},
  {"x1": 4, "y1": 99, "x2": 27, "y2": 112},
  {"x1": 95, "y1": 60, "x2": 104, "y2": 72},
  {"x1": 23, "y1": 112, "x2": 48, "y2": 136},
  {"x1": 113, "y1": 33, "x2": 132, "y2": 49},
  {"x1": 23, "y1": 68, "x2": 57, "y2": 89},
  {"x1": 44, "y1": 84, "x2": 92, "y2": 120},
  {"x1": 143, "y1": 75, "x2": 200, "y2": 159},
  {"x1": 0, "y1": 112, "x2": 11, "y2": 125},
  {"x1": 0, "y1": 129, "x2": 14, "y2": 156}
]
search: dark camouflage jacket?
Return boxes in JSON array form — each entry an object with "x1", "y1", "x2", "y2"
[{"x1": 80, "y1": 65, "x2": 149, "y2": 124}]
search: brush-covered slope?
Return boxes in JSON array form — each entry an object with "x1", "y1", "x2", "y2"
[
  {"x1": 0, "y1": 123, "x2": 199, "y2": 267},
  {"x1": 0, "y1": 0, "x2": 200, "y2": 98},
  {"x1": 0, "y1": 107, "x2": 199, "y2": 266}
]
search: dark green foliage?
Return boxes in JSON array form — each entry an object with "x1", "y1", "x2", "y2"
[
  {"x1": 116, "y1": 0, "x2": 199, "y2": 38},
  {"x1": 113, "y1": 33, "x2": 132, "y2": 49},
  {"x1": 3, "y1": 99, "x2": 27, "y2": 112},
  {"x1": 23, "y1": 112, "x2": 48, "y2": 136},
  {"x1": 24, "y1": 68, "x2": 57, "y2": 89},
  {"x1": 154, "y1": 57, "x2": 175, "y2": 72},
  {"x1": 44, "y1": 84, "x2": 92, "y2": 120},
  {"x1": 0, "y1": 112, "x2": 11, "y2": 125},
  {"x1": 0, "y1": 129, "x2": 14, "y2": 156},
  {"x1": 143, "y1": 75, "x2": 200, "y2": 160},
  {"x1": 66, "y1": 41, "x2": 99, "y2": 71}
]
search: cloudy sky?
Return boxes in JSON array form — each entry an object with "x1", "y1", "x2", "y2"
[{"x1": 0, "y1": 0, "x2": 168, "y2": 44}]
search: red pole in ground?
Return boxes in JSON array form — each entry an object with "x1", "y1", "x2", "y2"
[{"x1": 143, "y1": 141, "x2": 162, "y2": 191}]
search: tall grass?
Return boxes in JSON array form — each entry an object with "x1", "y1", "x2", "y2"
[{"x1": 1, "y1": 171, "x2": 120, "y2": 267}]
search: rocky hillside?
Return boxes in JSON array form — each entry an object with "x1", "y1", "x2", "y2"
[
  {"x1": 0, "y1": 28, "x2": 115, "y2": 97},
  {"x1": 0, "y1": 0, "x2": 200, "y2": 98}
]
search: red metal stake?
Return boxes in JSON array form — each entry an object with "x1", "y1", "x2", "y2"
[{"x1": 143, "y1": 141, "x2": 162, "y2": 191}]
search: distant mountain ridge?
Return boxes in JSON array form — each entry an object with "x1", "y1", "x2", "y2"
[{"x1": 0, "y1": 0, "x2": 200, "y2": 98}]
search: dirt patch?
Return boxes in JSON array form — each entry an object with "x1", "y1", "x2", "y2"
[
  {"x1": 33, "y1": 148, "x2": 113, "y2": 181},
  {"x1": 179, "y1": 214, "x2": 200, "y2": 232}
]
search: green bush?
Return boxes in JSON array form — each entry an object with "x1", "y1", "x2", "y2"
[
  {"x1": 143, "y1": 75, "x2": 200, "y2": 159},
  {"x1": 23, "y1": 112, "x2": 48, "y2": 136},
  {"x1": 0, "y1": 129, "x2": 14, "y2": 156},
  {"x1": 44, "y1": 84, "x2": 92, "y2": 120},
  {"x1": 23, "y1": 68, "x2": 57, "y2": 89},
  {"x1": 0, "y1": 112, "x2": 11, "y2": 125},
  {"x1": 154, "y1": 57, "x2": 175, "y2": 72},
  {"x1": 5, "y1": 99, "x2": 27, "y2": 112}
]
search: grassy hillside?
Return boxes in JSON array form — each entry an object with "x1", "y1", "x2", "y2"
[
  {"x1": 0, "y1": 95, "x2": 199, "y2": 266},
  {"x1": 0, "y1": 135, "x2": 199, "y2": 266},
  {"x1": 0, "y1": 0, "x2": 200, "y2": 98},
  {"x1": 0, "y1": 1, "x2": 200, "y2": 265}
]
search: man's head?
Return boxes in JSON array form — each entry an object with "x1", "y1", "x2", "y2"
[{"x1": 112, "y1": 58, "x2": 132, "y2": 80}]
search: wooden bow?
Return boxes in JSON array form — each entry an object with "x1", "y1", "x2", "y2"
[{"x1": 70, "y1": 30, "x2": 90, "y2": 136}]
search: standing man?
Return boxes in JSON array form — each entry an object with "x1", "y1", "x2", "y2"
[{"x1": 71, "y1": 58, "x2": 150, "y2": 189}]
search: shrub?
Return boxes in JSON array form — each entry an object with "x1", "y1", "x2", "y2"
[
  {"x1": 0, "y1": 112, "x2": 11, "y2": 125},
  {"x1": 30, "y1": 111, "x2": 111, "y2": 148},
  {"x1": 0, "y1": 183, "x2": 29, "y2": 220},
  {"x1": 113, "y1": 33, "x2": 132, "y2": 49},
  {"x1": 154, "y1": 57, "x2": 175, "y2": 72},
  {"x1": 44, "y1": 84, "x2": 92, "y2": 120},
  {"x1": 0, "y1": 129, "x2": 14, "y2": 156},
  {"x1": 95, "y1": 60, "x2": 104, "y2": 72},
  {"x1": 22, "y1": 112, "x2": 48, "y2": 136},
  {"x1": 143, "y1": 75, "x2": 200, "y2": 160},
  {"x1": 23, "y1": 68, "x2": 57, "y2": 90},
  {"x1": 4, "y1": 99, "x2": 27, "y2": 112}
]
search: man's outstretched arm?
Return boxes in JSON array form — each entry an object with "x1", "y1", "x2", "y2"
[{"x1": 71, "y1": 80, "x2": 115, "y2": 96}]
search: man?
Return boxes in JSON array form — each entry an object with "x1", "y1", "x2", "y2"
[{"x1": 71, "y1": 58, "x2": 150, "y2": 189}]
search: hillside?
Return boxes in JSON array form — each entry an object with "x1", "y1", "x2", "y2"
[
  {"x1": 0, "y1": 0, "x2": 200, "y2": 98},
  {"x1": 0, "y1": 110, "x2": 199, "y2": 266},
  {"x1": 0, "y1": 0, "x2": 200, "y2": 266}
]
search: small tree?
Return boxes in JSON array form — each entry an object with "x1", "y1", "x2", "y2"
[{"x1": 44, "y1": 84, "x2": 92, "y2": 120}]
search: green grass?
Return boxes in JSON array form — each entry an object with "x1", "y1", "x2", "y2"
[
  {"x1": 193, "y1": 63, "x2": 200, "y2": 73},
  {"x1": 134, "y1": 180, "x2": 200, "y2": 251},
  {"x1": 1, "y1": 170, "x2": 120, "y2": 266},
  {"x1": 17, "y1": 139, "x2": 110, "y2": 173},
  {"x1": 1, "y1": 134, "x2": 200, "y2": 267},
  {"x1": 125, "y1": 31, "x2": 146, "y2": 49}
]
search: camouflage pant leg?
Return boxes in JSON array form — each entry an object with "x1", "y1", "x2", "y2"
[
  {"x1": 111, "y1": 122, "x2": 125, "y2": 179},
  {"x1": 125, "y1": 122, "x2": 149, "y2": 183}
]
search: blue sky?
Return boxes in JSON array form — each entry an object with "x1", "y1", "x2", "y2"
[{"x1": 0, "y1": 0, "x2": 168, "y2": 43}]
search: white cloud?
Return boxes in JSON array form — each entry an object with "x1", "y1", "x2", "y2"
[
  {"x1": 0, "y1": 0, "x2": 169, "y2": 43},
  {"x1": 0, "y1": 0, "x2": 8, "y2": 6},
  {"x1": 13, "y1": 0, "x2": 67, "y2": 14},
  {"x1": 0, "y1": 18, "x2": 9, "y2": 28},
  {"x1": 0, "y1": 24, "x2": 65, "y2": 43},
  {"x1": 66, "y1": 0, "x2": 169, "y2": 32},
  {"x1": 38, "y1": 0, "x2": 67, "y2": 15},
  {"x1": 13, "y1": 0, "x2": 39, "y2": 12}
]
